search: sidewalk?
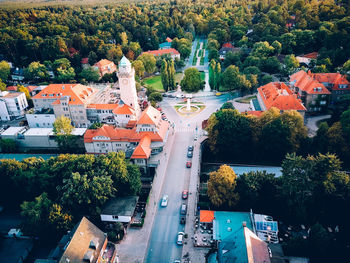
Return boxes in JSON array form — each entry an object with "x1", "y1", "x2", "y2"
[
  {"x1": 181, "y1": 136, "x2": 209, "y2": 263},
  {"x1": 116, "y1": 126, "x2": 176, "y2": 263}
]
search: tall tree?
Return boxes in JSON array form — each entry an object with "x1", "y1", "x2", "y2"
[
  {"x1": 0, "y1": 60, "x2": 10, "y2": 82},
  {"x1": 209, "y1": 59, "x2": 216, "y2": 89},
  {"x1": 207, "y1": 165, "x2": 239, "y2": 208},
  {"x1": 168, "y1": 59, "x2": 176, "y2": 90},
  {"x1": 160, "y1": 59, "x2": 169, "y2": 91},
  {"x1": 214, "y1": 62, "x2": 221, "y2": 90},
  {"x1": 180, "y1": 67, "x2": 203, "y2": 92}
]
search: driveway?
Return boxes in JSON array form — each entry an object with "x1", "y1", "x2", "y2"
[{"x1": 305, "y1": 115, "x2": 331, "y2": 137}]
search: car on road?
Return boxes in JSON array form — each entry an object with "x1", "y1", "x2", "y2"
[
  {"x1": 186, "y1": 161, "x2": 192, "y2": 168},
  {"x1": 180, "y1": 216, "x2": 186, "y2": 224},
  {"x1": 182, "y1": 190, "x2": 188, "y2": 199},
  {"x1": 177, "y1": 232, "x2": 185, "y2": 245},
  {"x1": 160, "y1": 194, "x2": 169, "y2": 207},
  {"x1": 173, "y1": 260, "x2": 181, "y2": 263},
  {"x1": 187, "y1": 146, "x2": 194, "y2": 151},
  {"x1": 216, "y1": 92, "x2": 222, "y2": 96},
  {"x1": 187, "y1": 151, "x2": 193, "y2": 158},
  {"x1": 180, "y1": 204, "x2": 187, "y2": 215},
  {"x1": 176, "y1": 94, "x2": 185, "y2": 99}
]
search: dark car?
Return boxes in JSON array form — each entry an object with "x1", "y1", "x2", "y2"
[
  {"x1": 180, "y1": 216, "x2": 186, "y2": 224},
  {"x1": 187, "y1": 151, "x2": 193, "y2": 158},
  {"x1": 187, "y1": 146, "x2": 194, "y2": 151}
]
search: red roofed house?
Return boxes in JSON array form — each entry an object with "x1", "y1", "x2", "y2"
[
  {"x1": 142, "y1": 48, "x2": 180, "y2": 60},
  {"x1": 93, "y1": 59, "x2": 117, "y2": 78},
  {"x1": 166, "y1": 37, "x2": 172, "y2": 43},
  {"x1": 257, "y1": 82, "x2": 306, "y2": 116},
  {"x1": 311, "y1": 72, "x2": 350, "y2": 102},
  {"x1": 32, "y1": 83, "x2": 100, "y2": 127},
  {"x1": 7, "y1": 86, "x2": 18, "y2": 92},
  {"x1": 290, "y1": 70, "x2": 331, "y2": 112}
]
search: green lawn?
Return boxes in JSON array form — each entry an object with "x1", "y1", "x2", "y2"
[{"x1": 143, "y1": 73, "x2": 183, "y2": 92}]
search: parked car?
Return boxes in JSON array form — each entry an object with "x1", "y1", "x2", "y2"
[
  {"x1": 182, "y1": 190, "x2": 188, "y2": 199},
  {"x1": 187, "y1": 146, "x2": 194, "y2": 151},
  {"x1": 215, "y1": 92, "x2": 222, "y2": 96},
  {"x1": 180, "y1": 216, "x2": 186, "y2": 224},
  {"x1": 187, "y1": 151, "x2": 193, "y2": 158},
  {"x1": 186, "y1": 161, "x2": 192, "y2": 168},
  {"x1": 177, "y1": 232, "x2": 185, "y2": 245},
  {"x1": 161, "y1": 194, "x2": 169, "y2": 207},
  {"x1": 180, "y1": 204, "x2": 187, "y2": 215}
]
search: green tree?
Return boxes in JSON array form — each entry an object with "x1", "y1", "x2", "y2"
[
  {"x1": 48, "y1": 203, "x2": 73, "y2": 234},
  {"x1": 125, "y1": 164, "x2": 142, "y2": 196},
  {"x1": 312, "y1": 122, "x2": 329, "y2": 153},
  {"x1": 180, "y1": 67, "x2": 203, "y2": 92},
  {"x1": 168, "y1": 60, "x2": 176, "y2": 90},
  {"x1": 221, "y1": 65, "x2": 241, "y2": 91},
  {"x1": 284, "y1": 54, "x2": 300, "y2": 74},
  {"x1": 209, "y1": 59, "x2": 216, "y2": 89},
  {"x1": 160, "y1": 59, "x2": 169, "y2": 91},
  {"x1": 0, "y1": 60, "x2": 10, "y2": 82},
  {"x1": 20, "y1": 192, "x2": 52, "y2": 236},
  {"x1": 214, "y1": 62, "x2": 221, "y2": 90},
  {"x1": 53, "y1": 58, "x2": 75, "y2": 82},
  {"x1": 0, "y1": 139, "x2": 17, "y2": 153},
  {"x1": 88, "y1": 51, "x2": 98, "y2": 65},
  {"x1": 207, "y1": 165, "x2": 239, "y2": 208},
  {"x1": 252, "y1": 41, "x2": 275, "y2": 57},
  {"x1": 24, "y1": 61, "x2": 49, "y2": 81},
  {"x1": 149, "y1": 92, "x2": 163, "y2": 103},
  {"x1": 132, "y1": 60, "x2": 145, "y2": 79},
  {"x1": 221, "y1": 102, "x2": 234, "y2": 110},
  {"x1": 53, "y1": 116, "x2": 78, "y2": 153},
  {"x1": 79, "y1": 67, "x2": 100, "y2": 82},
  {"x1": 138, "y1": 53, "x2": 156, "y2": 74},
  {"x1": 59, "y1": 172, "x2": 115, "y2": 215},
  {"x1": 0, "y1": 78, "x2": 6, "y2": 91},
  {"x1": 89, "y1": 122, "x2": 103, "y2": 129},
  {"x1": 120, "y1": 32, "x2": 128, "y2": 47},
  {"x1": 271, "y1": 40, "x2": 282, "y2": 55}
]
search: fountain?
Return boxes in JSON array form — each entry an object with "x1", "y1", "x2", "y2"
[{"x1": 186, "y1": 97, "x2": 191, "y2": 111}]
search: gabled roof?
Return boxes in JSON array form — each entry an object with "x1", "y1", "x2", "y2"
[
  {"x1": 312, "y1": 72, "x2": 350, "y2": 90},
  {"x1": 131, "y1": 135, "x2": 151, "y2": 159},
  {"x1": 222, "y1": 43, "x2": 234, "y2": 48},
  {"x1": 166, "y1": 37, "x2": 172, "y2": 42},
  {"x1": 59, "y1": 217, "x2": 106, "y2": 263},
  {"x1": 113, "y1": 104, "x2": 134, "y2": 115},
  {"x1": 245, "y1": 227, "x2": 271, "y2": 263},
  {"x1": 302, "y1": 52, "x2": 318, "y2": 59},
  {"x1": 142, "y1": 48, "x2": 180, "y2": 57},
  {"x1": 93, "y1": 59, "x2": 115, "y2": 68},
  {"x1": 137, "y1": 106, "x2": 162, "y2": 125},
  {"x1": 32, "y1": 84, "x2": 98, "y2": 105},
  {"x1": 200, "y1": 210, "x2": 215, "y2": 223},
  {"x1": 290, "y1": 70, "x2": 331, "y2": 95},
  {"x1": 7, "y1": 86, "x2": 17, "y2": 91},
  {"x1": 258, "y1": 82, "x2": 306, "y2": 111}
]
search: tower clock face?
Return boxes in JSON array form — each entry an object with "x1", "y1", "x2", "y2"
[{"x1": 122, "y1": 79, "x2": 129, "y2": 85}]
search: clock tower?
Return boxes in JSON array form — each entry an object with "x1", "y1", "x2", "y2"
[{"x1": 117, "y1": 56, "x2": 140, "y2": 117}]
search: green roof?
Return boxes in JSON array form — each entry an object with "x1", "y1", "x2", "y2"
[
  {"x1": 159, "y1": 42, "x2": 171, "y2": 49},
  {"x1": 213, "y1": 211, "x2": 253, "y2": 263}
]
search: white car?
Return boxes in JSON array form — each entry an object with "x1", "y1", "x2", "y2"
[
  {"x1": 177, "y1": 232, "x2": 185, "y2": 245},
  {"x1": 161, "y1": 194, "x2": 169, "y2": 207}
]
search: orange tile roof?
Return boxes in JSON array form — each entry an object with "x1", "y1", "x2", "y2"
[
  {"x1": 290, "y1": 70, "x2": 331, "y2": 94},
  {"x1": 131, "y1": 135, "x2": 152, "y2": 159},
  {"x1": 93, "y1": 59, "x2": 115, "y2": 68},
  {"x1": 142, "y1": 48, "x2": 180, "y2": 57},
  {"x1": 258, "y1": 82, "x2": 306, "y2": 111},
  {"x1": 166, "y1": 37, "x2": 172, "y2": 42},
  {"x1": 312, "y1": 73, "x2": 350, "y2": 91},
  {"x1": 200, "y1": 210, "x2": 215, "y2": 223},
  {"x1": 138, "y1": 106, "x2": 161, "y2": 125},
  {"x1": 112, "y1": 104, "x2": 134, "y2": 115},
  {"x1": 7, "y1": 86, "x2": 17, "y2": 91},
  {"x1": 302, "y1": 52, "x2": 318, "y2": 59},
  {"x1": 32, "y1": 84, "x2": 98, "y2": 105},
  {"x1": 126, "y1": 120, "x2": 137, "y2": 128},
  {"x1": 26, "y1": 86, "x2": 38, "y2": 92},
  {"x1": 87, "y1": 104, "x2": 119, "y2": 110}
]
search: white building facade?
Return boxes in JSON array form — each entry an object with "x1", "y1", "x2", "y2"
[{"x1": 0, "y1": 91, "x2": 28, "y2": 120}]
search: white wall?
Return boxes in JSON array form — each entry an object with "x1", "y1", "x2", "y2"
[
  {"x1": 100, "y1": 214, "x2": 131, "y2": 223},
  {"x1": 26, "y1": 114, "x2": 56, "y2": 128},
  {"x1": 0, "y1": 100, "x2": 10, "y2": 121}
]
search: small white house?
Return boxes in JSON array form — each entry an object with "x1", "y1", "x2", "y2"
[{"x1": 100, "y1": 196, "x2": 139, "y2": 223}]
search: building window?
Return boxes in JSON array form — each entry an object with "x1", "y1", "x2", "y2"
[{"x1": 112, "y1": 215, "x2": 119, "y2": 219}]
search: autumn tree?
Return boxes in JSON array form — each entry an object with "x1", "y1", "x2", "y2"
[
  {"x1": 207, "y1": 165, "x2": 239, "y2": 208},
  {"x1": 132, "y1": 60, "x2": 145, "y2": 79},
  {"x1": 0, "y1": 60, "x2": 10, "y2": 82},
  {"x1": 137, "y1": 53, "x2": 156, "y2": 74},
  {"x1": 53, "y1": 116, "x2": 79, "y2": 153}
]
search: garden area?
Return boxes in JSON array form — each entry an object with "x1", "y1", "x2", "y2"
[{"x1": 142, "y1": 73, "x2": 182, "y2": 92}]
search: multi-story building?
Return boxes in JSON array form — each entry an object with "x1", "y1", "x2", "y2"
[
  {"x1": 93, "y1": 59, "x2": 117, "y2": 78},
  {"x1": 0, "y1": 91, "x2": 28, "y2": 121},
  {"x1": 32, "y1": 84, "x2": 100, "y2": 127},
  {"x1": 257, "y1": 82, "x2": 306, "y2": 116},
  {"x1": 290, "y1": 70, "x2": 331, "y2": 112},
  {"x1": 142, "y1": 48, "x2": 180, "y2": 60}
]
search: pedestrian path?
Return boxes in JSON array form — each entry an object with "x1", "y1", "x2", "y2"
[{"x1": 175, "y1": 127, "x2": 196, "y2": 133}]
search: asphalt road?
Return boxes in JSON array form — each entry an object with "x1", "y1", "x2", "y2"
[{"x1": 145, "y1": 94, "x2": 231, "y2": 263}]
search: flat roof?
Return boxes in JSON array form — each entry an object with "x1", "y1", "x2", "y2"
[
  {"x1": 1, "y1": 126, "x2": 26, "y2": 136},
  {"x1": 102, "y1": 196, "x2": 139, "y2": 216},
  {"x1": 24, "y1": 128, "x2": 53, "y2": 136},
  {"x1": 72, "y1": 128, "x2": 87, "y2": 136}
]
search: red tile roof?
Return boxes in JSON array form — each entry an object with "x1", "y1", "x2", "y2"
[
  {"x1": 222, "y1": 43, "x2": 234, "y2": 48},
  {"x1": 245, "y1": 111, "x2": 263, "y2": 117},
  {"x1": 312, "y1": 73, "x2": 350, "y2": 91},
  {"x1": 258, "y1": 82, "x2": 306, "y2": 111},
  {"x1": 166, "y1": 37, "x2": 172, "y2": 43},
  {"x1": 7, "y1": 86, "x2": 17, "y2": 91},
  {"x1": 302, "y1": 52, "x2": 318, "y2": 59},
  {"x1": 32, "y1": 84, "x2": 98, "y2": 105},
  {"x1": 26, "y1": 86, "x2": 38, "y2": 92},
  {"x1": 138, "y1": 106, "x2": 161, "y2": 125},
  {"x1": 142, "y1": 48, "x2": 180, "y2": 57},
  {"x1": 93, "y1": 59, "x2": 115, "y2": 68},
  {"x1": 290, "y1": 70, "x2": 331, "y2": 95},
  {"x1": 200, "y1": 210, "x2": 215, "y2": 223},
  {"x1": 131, "y1": 135, "x2": 152, "y2": 159},
  {"x1": 87, "y1": 104, "x2": 119, "y2": 110},
  {"x1": 112, "y1": 104, "x2": 134, "y2": 115}
]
